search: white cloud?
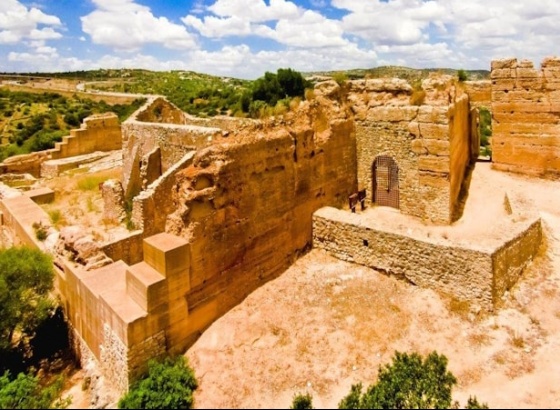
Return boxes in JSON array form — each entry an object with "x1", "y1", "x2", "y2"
[
  {"x1": 81, "y1": 0, "x2": 197, "y2": 51},
  {"x1": 182, "y1": 15, "x2": 252, "y2": 38},
  {"x1": 208, "y1": 0, "x2": 300, "y2": 22},
  {"x1": 0, "y1": 0, "x2": 62, "y2": 45},
  {"x1": 184, "y1": 1, "x2": 348, "y2": 48}
]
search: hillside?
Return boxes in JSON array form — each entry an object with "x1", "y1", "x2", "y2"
[{"x1": 305, "y1": 66, "x2": 490, "y2": 81}]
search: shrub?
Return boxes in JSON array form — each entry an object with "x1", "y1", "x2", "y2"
[
  {"x1": 0, "y1": 371, "x2": 69, "y2": 409},
  {"x1": 338, "y1": 351, "x2": 487, "y2": 409},
  {"x1": 332, "y1": 71, "x2": 349, "y2": 86},
  {"x1": 118, "y1": 356, "x2": 198, "y2": 409},
  {"x1": 291, "y1": 392, "x2": 313, "y2": 409},
  {"x1": 457, "y1": 69, "x2": 468, "y2": 82}
]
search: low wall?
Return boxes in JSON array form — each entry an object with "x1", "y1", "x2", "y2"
[
  {"x1": 313, "y1": 207, "x2": 542, "y2": 311},
  {"x1": 101, "y1": 231, "x2": 144, "y2": 266}
]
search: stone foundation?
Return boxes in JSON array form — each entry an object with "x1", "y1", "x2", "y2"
[{"x1": 313, "y1": 206, "x2": 542, "y2": 311}]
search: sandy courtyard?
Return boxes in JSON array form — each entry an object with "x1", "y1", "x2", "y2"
[{"x1": 185, "y1": 162, "x2": 560, "y2": 409}]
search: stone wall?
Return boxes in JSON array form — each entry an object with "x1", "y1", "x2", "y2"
[
  {"x1": 50, "y1": 113, "x2": 122, "y2": 160},
  {"x1": 165, "y1": 92, "x2": 357, "y2": 328},
  {"x1": 350, "y1": 77, "x2": 472, "y2": 224},
  {"x1": 101, "y1": 231, "x2": 144, "y2": 266},
  {"x1": 491, "y1": 57, "x2": 560, "y2": 177},
  {"x1": 313, "y1": 206, "x2": 542, "y2": 311},
  {"x1": 121, "y1": 98, "x2": 221, "y2": 198},
  {"x1": 132, "y1": 152, "x2": 195, "y2": 235},
  {"x1": 0, "y1": 151, "x2": 51, "y2": 178},
  {"x1": 464, "y1": 81, "x2": 492, "y2": 108}
]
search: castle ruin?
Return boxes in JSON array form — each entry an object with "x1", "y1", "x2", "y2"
[{"x1": 0, "y1": 57, "x2": 556, "y2": 394}]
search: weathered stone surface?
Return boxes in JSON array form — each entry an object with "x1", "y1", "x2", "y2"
[
  {"x1": 491, "y1": 58, "x2": 518, "y2": 70},
  {"x1": 491, "y1": 57, "x2": 560, "y2": 176},
  {"x1": 102, "y1": 179, "x2": 126, "y2": 224},
  {"x1": 313, "y1": 206, "x2": 542, "y2": 311}
]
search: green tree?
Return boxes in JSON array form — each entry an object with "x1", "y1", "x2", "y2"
[
  {"x1": 0, "y1": 371, "x2": 69, "y2": 409},
  {"x1": 118, "y1": 356, "x2": 198, "y2": 409},
  {"x1": 338, "y1": 351, "x2": 486, "y2": 409},
  {"x1": 457, "y1": 69, "x2": 468, "y2": 82},
  {"x1": 291, "y1": 392, "x2": 314, "y2": 409},
  {"x1": 0, "y1": 247, "x2": 55, "y2": 354}
]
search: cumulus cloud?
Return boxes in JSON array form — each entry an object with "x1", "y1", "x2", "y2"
[
  {"x1": 184, "y1": 0, "x2": 348, "y2": 48},
  {"x1": 0, "y1": 0, "x2": 62, "y2": 45},
  {"x1": 81, "y1": 0, "x2": 197, "y2": 51}
]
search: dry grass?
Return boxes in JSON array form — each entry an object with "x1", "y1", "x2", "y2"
[{"x1": 410, "y1": 89, "x2": 426, "y2": 106}]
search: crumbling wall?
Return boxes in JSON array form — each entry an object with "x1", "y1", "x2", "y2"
[
  {"x1": 132, "y1": 152, "x2": 195, "y2": 235},
  {"x1": 164, "y1": 91, "x2": 357, "y2": 337},
  {"x1": 350, "y1": 76, "x2": 471, "y2": 224},
  {"x1": 0, "y1": 151, "x2": 51, "y2": 178},
  {"x1": 122, "y1": 103, "x2": 220, "y2": 198},
  {"x1": 491, "y1": 57, "x2": 560, "y2": 177}
]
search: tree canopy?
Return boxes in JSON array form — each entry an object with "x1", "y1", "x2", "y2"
[
  {"x1": 118, "y1": 356, "x2": 198, "y2": 409},
  {"x1": 0, "y1": 247, "x2": 55, "y2": 354}
]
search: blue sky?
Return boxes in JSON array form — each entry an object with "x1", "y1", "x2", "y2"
[{"x1": 1, "y1": 0, "x2": 559, "y2": 79}]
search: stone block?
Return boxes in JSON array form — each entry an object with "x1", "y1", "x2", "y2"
[
  {"x1": 516, "y1": 68, "x2": 539, "y2": 78},
  {"x1": 491, "y1": 68, "x2": 515, "y2": 79},
  {"x1": 419, "y1": 123, "x2": 449, "y2": 140},
  {"x1": 542, "y1": 56, "x2": 560, "y2": 68},
  {"x1": 25, "y1": 187, "x2": 55, "y2": 204},
  {"x1": 126, "y1": 262, "x2": 167, "y2": 313},
  {"x1": 491, "y1": 58, "x2": 518, "y2": 70},
  {"x1": 417, "y1": 106, "x2": 448, "y2": 124},
  {"x1": 419, "y1": 156, "x2": 450, "y2": 173},
  {"x1": 419, "y1": 171, "x2": 449, "y2": 188},
  {"x1": 143, "y1": 233, "x2": 190, "y2": 282},
  {"x1": 423, "y1": 139, "x2": 450, "y2": 156}
]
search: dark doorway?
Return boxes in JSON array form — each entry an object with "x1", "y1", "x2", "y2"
[{"x1": 372, "y1": 156, "x2": 399, "y2": 209}]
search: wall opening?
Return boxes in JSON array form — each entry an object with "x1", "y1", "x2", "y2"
[{"x1": 372, "y1": 156, "x2": 399, "y2": 209}]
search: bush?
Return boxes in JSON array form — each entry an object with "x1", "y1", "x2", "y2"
[
  {"x1": 118, "y1": 356, "x2": 198, "y2": 409},
  {"x1": 0, "y1": 371, "x2": 69, "y2": 409},
  {"x1": 457, "y1": 69, "x2": 468, "y2": 82},
  {"x1": 291, "y1": 392, "x2": 313, "y2": 409},
  {"x1": 338, "y1": 351, "x2": 487, "y2": 409},
  {"x1": 0, "y1": 247, "x2": 54, "y2": 355}
]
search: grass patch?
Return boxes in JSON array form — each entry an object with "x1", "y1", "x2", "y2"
[{"x1": 75, "y1": 169, "x2": 120, "y2": 191}]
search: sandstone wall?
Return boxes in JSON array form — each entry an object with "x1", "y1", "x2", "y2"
[
  {"x1": 165, "y1": 95, "x2": 357, "y2": 333},
  {"x1": 101, "y1": 231, "x2": 144, "y2": 266},
  {"x1": 313, "y1": 206, "x2": 542, "y2": 311},
  {"x1": 121, "y1": 118, "x2": 219, "y2": 198},
  {"x1": 491, "y1": 57, "x2": 560, "y2": 177},
  {"x1": 464, "y1": 81, "x2": 492, "y2": 108},
  {"x1": 449, "y1": 94, "x2": 472, "y2": 217},
  {"x1": 0, "y1": 151, "x2": 51, "y2": 178},
  {"x1": 132, "y1": 152, "x2": 195, "y2": 235},
  {"x1": 350, "y1": 77, "x2": 471, "y2": 224},
  {"x1": 50, "y1": 113, "x2": 122, "y2": 160}
]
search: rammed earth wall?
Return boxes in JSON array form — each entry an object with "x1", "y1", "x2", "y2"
[{"x1": 491, "y1": 57, "x2": 560, "y2": 177}]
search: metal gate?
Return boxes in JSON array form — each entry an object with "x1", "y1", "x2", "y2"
[{"x1": 372, "y1": 156, "x2": 399, "y2": 209}]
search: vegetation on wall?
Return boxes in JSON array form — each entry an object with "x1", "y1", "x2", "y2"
[
  {"x1": 118, "y1": 356, "x2": 198, "y2": 409},
  {"x1": 0, "y1": 89, "x2": 144, "y2": 161}
]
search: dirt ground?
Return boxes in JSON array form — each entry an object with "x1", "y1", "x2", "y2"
[{"x1": 185, "y1": 162, "x2": 560, "y2": 409}]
